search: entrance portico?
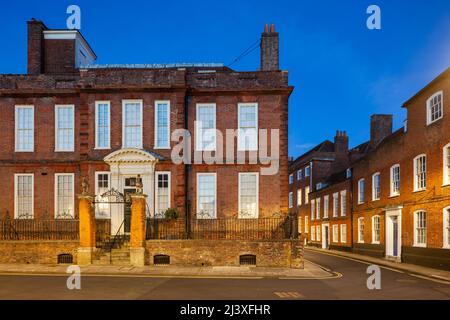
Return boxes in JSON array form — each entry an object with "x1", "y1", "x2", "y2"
[{"x1": 103, "y1": 148, "x2": 162, "y2": 235}]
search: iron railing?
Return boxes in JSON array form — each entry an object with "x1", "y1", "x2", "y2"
[
  {"x1": 146, "y1": 217, "x2": 298, "y2": 240},
  {"x1": 0, "y1": 219, "x2": 79, "y2": 240}
]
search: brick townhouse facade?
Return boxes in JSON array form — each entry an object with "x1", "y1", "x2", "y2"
[
  {"x1": 0, "y1": 20, "x2": 292, "y2": 235},
  {"x1": 289, "y1": 68, "x2": 450, "y2": 270}
]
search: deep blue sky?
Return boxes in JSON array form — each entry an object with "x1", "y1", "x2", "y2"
[{"x1": 1, "y1": 0, "x2": 449, "y2": 158}]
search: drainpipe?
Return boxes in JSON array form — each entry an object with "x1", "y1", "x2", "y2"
[{"x1": 184, "y1": 93, "x2": 191, "y2": 239}]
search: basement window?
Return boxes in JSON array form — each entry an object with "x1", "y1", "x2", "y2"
[
  {"x1": 154, "y1": 254, "x2": 170, "y2": 265},
  {"x1": 57, "y1": 253, "x2": 74, "y2": 264},
  {"x1": 239, "y1": 254, "x2": 256, "y2": 266}
]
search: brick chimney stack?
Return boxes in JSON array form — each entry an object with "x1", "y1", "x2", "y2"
[
  {"x1": 370, "y1": 114, "x2": 393, "y2": 147},
  {"x1": 27, "y1": 19, "x2": 47, "y2": 75},
  {"x1": 260, "y1": 23, "x2": 279, "y2": 71},
  {"x1": 334, "y1": 130, "x2": 349, "y2": 156}
]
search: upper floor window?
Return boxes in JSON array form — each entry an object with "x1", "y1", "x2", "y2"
[
  {"x1": 305, "y1": 186, "x2": 310, "y2": 204},
  {"x1": 297, "y1": 189, "x2": 302, "y2": 206},
  {"x1": 390, "y1": 164, "x2": 400, "y2": 196},
  {"x1": 426, "y1": 91, "x2": 443, "y2": 125},
  {"x1": 346, "y1": 168, "x2": 352, "y2": 179},
  {"x1": 358, "y1": 217, "x2": 365, "y2": 243},
  {"x1": 55, "y1": 173, "x2": 74, "y2": 219},
  {"x1": 15, "y1": 105, "x2": 34, "y2": 152},
  {"x1": 358, "y1": 179, "x2": 365, "y2": 204},
  {"x1": 444, "y1": 207, "x2": 450, "y2": 249},
  {"x1": 197, "y1": 173, "x2": 217, "y2": 219},
  {"x1": 305, "y1": 166, "x2": 311, "y2": 177},
  {"x1": 239, "y1": 173, "x2": 259, "y2": 218},
  {"x1": 323, "y1": 195, "x2": 329, "y2": 218},
  {"x1": 155, "y1": 101, "x2": 170, "y2": 149},
  {"x1": 310, "y1": 199, "x2": 315, "y2": 220},
  {"x1": 95, "y1": 172, "x2": 110, "y2": 218},
  {"x1": 332, "y1": 192, "x2": 339, "y2": 217},
  {"x1": 95, "y1": 101, "x2": 110, "y2": 149},
  {"x1": 372, "y1": 215, "x2": 380, "y2": 244},
  {"x1": 316, "y1": 198, "x2": 321, "y2": 220},
  {"x1": 340, "y1": 190, "x2": 347, "y2": 216},
  {"x1": 289, "y1": 174, "x2": 294, "y2": 184},
  {"x1": 414, "y1": 210, "x2": 427, "y2": 247},
  {"x1": 55, "y1": 105, "x2": 74, "y2": 152},
  {"x1": 14, "y1": 174, "x2": 34, "y2": 219},
  {"x1": 414, "y1": 154, "x2": 427, "y2": 191},
  {"x1": 444, "y1": 144, "x2": 450, "y2": 186},
  {"x1": 238, "y1": 103, "x2": 258, "y2": 151},
  {"x1": 122, "y1": 100, "x2": 142, "y2": 149},
  {"x1": 372, "y1": 173, "x2": 381, "y2": 201},
  {"x1": 155, "y1": 172, "x2": 171, "y2": 216},
  {"x1": 288, "y1": 192, "x2": 293, "y2": 209},
  {"x1": 297, "y1": 169, "x2": 302, "y2": 181},
  {"x1": 195, "y1": 103, "x2": 216, "y2": 151}
]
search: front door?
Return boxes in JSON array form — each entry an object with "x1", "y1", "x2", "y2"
[
  {"x1": 386, "y1": 209, "x2": 402, "y2": 259},
  {"x1": 322, "y1": 224, "x2": 329, "y2": 249},
  {"x1": 123, "y1": 177, "x2": 138, "y2": 234}
]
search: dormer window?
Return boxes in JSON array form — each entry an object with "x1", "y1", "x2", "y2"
[{"x1": 427, "y1": 91, "x2": 443, "y2": 125}]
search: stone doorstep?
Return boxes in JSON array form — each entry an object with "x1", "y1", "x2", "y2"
[{"x1": 305, "y1": 247, "x2": 450, "y2": 282}]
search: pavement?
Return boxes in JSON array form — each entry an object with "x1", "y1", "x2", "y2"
[
  {"x1": 0, "y1": 260, "x2": 334, "y2": 279},
  {"x1": 305, "y1": 246, "x2": 450, "y2": 283}
]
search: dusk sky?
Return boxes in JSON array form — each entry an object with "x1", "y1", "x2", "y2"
[{"x1": 1, "y1": 0, "x2": 449, "y2": 158}]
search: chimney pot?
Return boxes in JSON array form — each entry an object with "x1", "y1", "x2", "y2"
[
  {"x1": 264, "y1": 24, "x2": 269, "y2": 32},
  {"x1": 270, "y1": 24, "x2": 275, "y2": 32}
]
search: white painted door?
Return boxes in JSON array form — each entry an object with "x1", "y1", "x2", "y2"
[
  {"x1": 385, "y1": 209, "x2": 402, "y2": 258},
  {"x1": 322, "y1": 223, "x2": 330, "y2": 249}
]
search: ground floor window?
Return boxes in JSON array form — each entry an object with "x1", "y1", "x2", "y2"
[
  {"x1": 332, "y1": 224, "x2": 339, "y2": 243},
  {"x1": 14, "y1": 174, "x2": 34, "y2": 219},
  {"x1": 238, "y1": 173, "x2": 259, "y2": 218},
  {"x1": 445, "y1": 207, "x2": 450, "y2": 248},
  {"x1": 95, "y1": 172, "x2": 110, "y2": 218},
  {"x1": 55, "y1": 174, "x2": 74, "y2": 219},
  {"x1": 197, "y1": 173, "x2": 216, "y2": 219},
  {"x1": 414, "y1": 210, "x2": 427, "y2": 247},
  {"x1": 155, "y1": 172, "x2": 171, "y2": 217},
  {"x1": 340, "y1": 224, "x2": 347, "y2": 243},
  {"x1": 311, "y1": 226, "x2": 316, "y2": 241},
  {"x1": 316, "y1": 225, "x2": 321, "y2": 242},
  {"x1": 372, "y1": 215, "x2": 380, "y2": 244},
  {"x1": 358, "y1": 217, "x2": 365, "y2": 243},
  {"x1": 304, "y1": 216, "x2": 309, "y2": 233}
]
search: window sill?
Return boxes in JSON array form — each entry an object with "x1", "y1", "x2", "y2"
[
  {"x1": 155, "y1": 146, "x2": 171, "y2": 150},
  {"x1": 413, "y1": 189, "x2": 426, "y2": 193},
  {"x1": 372, "y1": 198, "x2": 380, "y2": 202},
  {"x1": 14, "y1": 150, "x2": 34, "y2": 153},
  {"x1": 413, "y1": 244, "x2": 426, "y2": 248},
  {"x1": 389, "y1": 194, "x2": 400, "y2": 198},
  {"x1": 94, "y1": 147, "x2": 110, "y2": 150},
  {"x1": 55, "y1": 150, "x2": 75, "y2": 153},
  {"x1": 372, "y1": 241, "x2": 380, "y2": 245},
  {"x1": 442, "y1": 183, "x2": 450, "y2": 188},
  {"x1": 426, "y1": 117, "x2": 443, "y2": 126}
]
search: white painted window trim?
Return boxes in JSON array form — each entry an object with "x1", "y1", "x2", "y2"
[
  {"x1": 413, "y1": 210, "x2": 427, "y2": 247},
  {"x1": 390, "y1": 164, "x2": 400, "y2": 197},
  {"x1": 55, "y1": 104, "x2": 75, "y2": 152},
  {"x1": 443, "y1": 143, "x2": 450, "y2": 186},
  {"x1": 288, "y1": 192, "x2": 293, "y2": 209},
  {"x1": 95, "y1": 101, "x2": 111, "y2": 149},
  {"x1": 358, "y1": 178, "x2": 365, "y2": 204},
  {"x1": 95, "y1": 171, "x2": 111, "y2": 218},
  {"x1": 154, "y1": 100, "x2": 171, "y2": 149},
  {"x1": 54, "y1": 173, "x2": 75, "y2": 219},
  {"x1": 310, "y1": 199, "x2": 315, "y2": 220},
  {"x1": 305, "y1": 166, "x2": 310, "y2": 177},
  {"x1": 311, "y1": 226, "x2": 315, "y2": 241},
  {"x1": 413, "y1": 154, "x2": 427, "y2": 192},
  {"x1": 323, "y1": 195, "x2": 329, "y2": 218},
  {"x1": 340, "y1": 190, "x2": 347, "y2": 217},
  {"x1": 237, "y1": 102, "x2": 258, "y2": 151},
  {"x1": 332, "y1": 224, "x2": 339, "y2": 243},
  {"x1": 289, "y1": 174, "x2": 294, "y2": 184},
  {"x1": 371, "y1": 215, "x2": 380, "y2": 244},
  {"x1": 340, "y1": 224, "x2": 347, "y2": 243},
  {"x1": 444, "y1": 206, "x2": 450, "y2": 249},
  {"x1": 15, "y1": 105, "x2": 34, "y2": 152},
  {"x1": 195, "y1": 103, "x2": 216, "y2": 151},
  {"x1": 316, "y1": 197, "x2": 321, "y2": 220},
  {"x1": 304, "y1": 216, "x2": 308, "y2": 233},
  {"x1": 426, "y1": 90, "x2": 443, "y2": 125},
  {"x1": 316, "y1": 225, "x2": 321, "y2": 242},
  {"x1": 122, "y1": 99, "x2": 143, "y2": 149},
  {"x1": 305, "y1": 186, "x2": 310, "y2": 204},
  {"x1": 332, "y1": 192, "x2": 339, "y2": 217},
  {"x1": 297, "y1": 169, "x2": 302, "y2": 181},
  {"x1": 372, "y1": 172, "x2": 380, "y2": 201},
  {"x1": 358, "y1": 217, "x2": 365, "y2": 243},
  {"x1": 14, "y1": 173, "x2": 34, "y2": 219},
  {"x1": 297, "y1": 188, "x2": 302, "y2": 206},
  {"x1": 238, "y1": 172, "x2": 259, "y2": 218},
  {"x1": 196, "y1": 172, "x2": 217, "y2": 219},
  {"x1": 155, "y1": 171, "x2": 171, "y2": 215}
]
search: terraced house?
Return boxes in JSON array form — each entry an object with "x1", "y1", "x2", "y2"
[{"x1": 0, "y1": 20, "x2": 300, "y2": 267}]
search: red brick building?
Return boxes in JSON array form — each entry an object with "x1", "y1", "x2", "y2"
[{"x1": 0, "y1": 20, "x2": 292, "y2": 235}]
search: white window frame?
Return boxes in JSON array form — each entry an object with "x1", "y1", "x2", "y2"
[
  {"x1": 297, "y1": 169, "x2": 302, "y2": 181},
  {"x1": 305, "y1": 186, "x2": 310, "y2": 204},
  {"x1": 316, "y1": 198, "x2": 321, "y2": 220},
  {"x1": 390, "y1": 164, "x2": 400, "y2": 196},
  {"x1": 372, "y1": 215, "x2": 380, "y2": 244},
  {"x1": 358, "y1": 179, "x2": 365, "y2": 204},
  {"x1": 122, "y1": 99, "x2": 143, "y2": 149},
  {"x1": 413, "y1": 154, "x2": 427, "y2": 192},
  {"x1": 413, "y1": 210, "x2": 427, "y2": 247},
  {"x1": 238, "y1": 172, "x2": 259, "y2": 218},
  {"x1": 14, "y1": 173, "x2": 34, "y2": 219},
  {"x1": 332, "y1": 224, "x2": 339, "y2": 243},
  {"x1": 426, "y1": 91, "x2": 443, "y2": 125},
  {"x1": 196, "y1": 173, "x2": 217, "y2": 219},
  {"x1": 304, "y1": 216, "x2": 309, "y2": 233},
  {"x1": 288, "y1": 192, "x2": 293, "y2": 209},
  {"x1": 332, "y1": 192, "x2": 339, "y2": 217},
  {"x1": 305, "y1": 166, "x2": 310, "y2": 177},
  {"x1": 340, "y1": 190, "x2": 347, "y2": 217},
  {"x1": 323, "y1": 195, "x2": 329, "y2": 218},
  {"x1": 54, "y1": 173, "x2": 75, "y2": 219},
  {"x1": 316, "y1": 225, "x2": 321, "y2": 242},
  {"x1": 15, "y1": 105, "x2": 34, "y2": 152},
  {"x1": 155, "y1": 171, "x2": 171, "y2": 216},
  {"x1": 289, "y1": 174, "x2": 294, "y2": 184},
  {"x1": 55, "y1": 104, "x2": 75, "y2": 152},
  {"x1": 311, "y1": 225, "x2": 316, "y2": 241},
  {"x1": 443, "y1": 143, "x2": 450, "y2": 186},
  {"x1": 195, "y1": 103, "x2": 216, "y2": 151},
  {"x1": 95, "y1": 101, "x2": 111, "y2": 149},
  {"x1": 95, "y1": 171, "x2": 111, "y2": 218},
  {"x1": 340, "y1": 224, "x2": 347, "y2": 243},
  {"x1": 154, "y1": 100, "x2": 171, "y2": 149},
  {"x1": 310, "y1": 199, "x2": 315, "y2": 220},
  {"x1": 237, "y1": 102, "x2": 258, "y2": 151},
  {"x1": 372, "y1": 172, "x2": 381, "y2": 201},
  {"x1": 297, "y1": 188, "x2": 302, "y2": 206},
  {"x1": 358, "y1": 217, "x2": 365, "y2": 243},
  {"x1": 444, "y1": 206, "x2": 450, "y2": 249}
]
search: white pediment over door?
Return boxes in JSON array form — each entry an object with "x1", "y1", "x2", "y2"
[{"x1": 103, "y1": 148, "x2": 162, "y2": 165}]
